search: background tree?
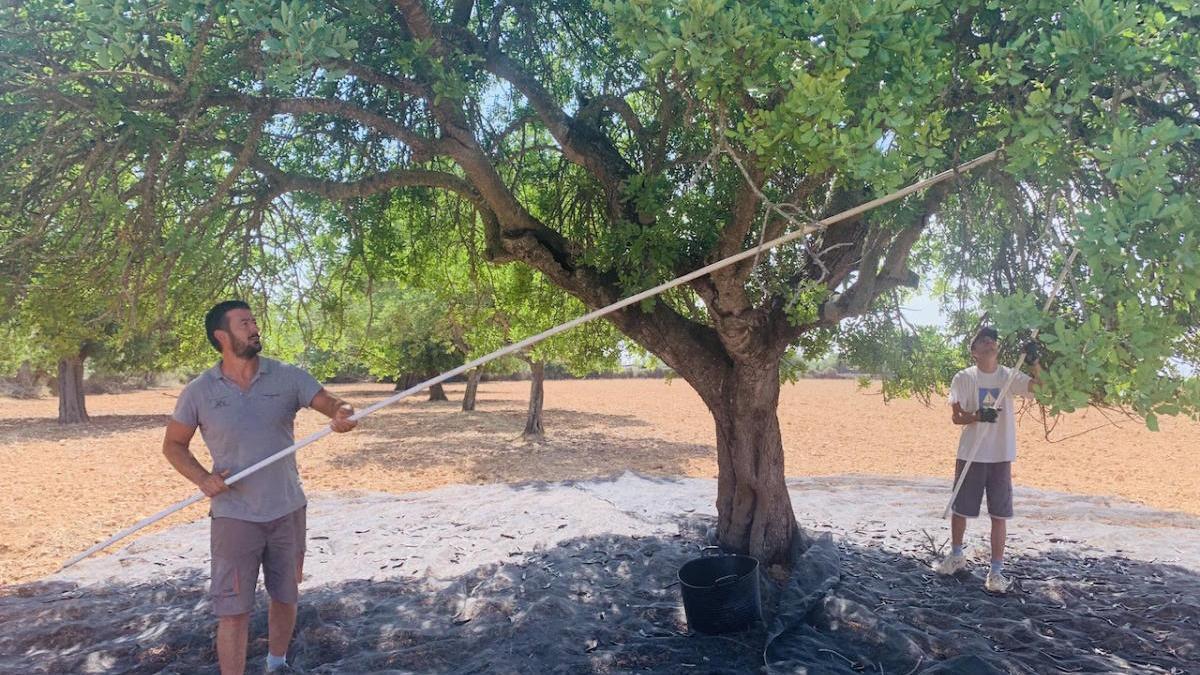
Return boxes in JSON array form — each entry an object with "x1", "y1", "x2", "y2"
[
  {"x1": 389, "y1": 192, "x2": 626, "y2": 438},
  {"x1": 297, "y1": 186, "x2": 625, "y2": 429},
  {"x1": 3, "y1": 0, "x2": 1197, "y2": 564},
  {"x1": 0, "y1": 179, "x2": 237, "y2": 421},
  {"x1": 462, "y1": 262, "x2": 625, "y2": 440}
]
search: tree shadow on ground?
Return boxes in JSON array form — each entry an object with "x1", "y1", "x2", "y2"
[
  {"x1": 337, "y1": 406, "x2": 711, "y2": 483},
  {"x1": 2, "y1": 520, "x2": 1195, "y2": 674},
  {"x1": 771, "y1": 535, "x2": 1199, "y2": 674},
  {"x1": 0, "y1": 414, "x2": 170, "y2": 445}
]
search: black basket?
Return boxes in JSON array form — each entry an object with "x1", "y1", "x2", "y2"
[{"x1": 678, "y1": 546, "x2": 762, "y2": 634}]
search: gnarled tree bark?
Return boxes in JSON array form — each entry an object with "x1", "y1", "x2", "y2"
[{"x1": 709, "y1": 358, "x2": 796, "y2": 565}]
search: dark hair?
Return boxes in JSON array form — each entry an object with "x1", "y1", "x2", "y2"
[
  {"x1": 205, "y1": 300, "x2": 251, "y2": 352},
  {"x1": 970, "y1": 326, "x2": 999, "y2": 350}
]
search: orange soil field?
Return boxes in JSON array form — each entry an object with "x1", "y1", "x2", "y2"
[{"x1": 1, "y1": 378, "x2": 1196, "y2": 585}]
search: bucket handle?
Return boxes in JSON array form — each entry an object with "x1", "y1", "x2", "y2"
[
  {"x1": 712, "y1": 574, "x2": 740, "y2": 587},
  {"x1": 700, "y1": 545, "x2": 724, "y2": 557}
]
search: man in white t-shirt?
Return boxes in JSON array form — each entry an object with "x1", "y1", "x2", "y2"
[{"x1": 934, "y1": 327, "x2": 1041, "y2": 593}]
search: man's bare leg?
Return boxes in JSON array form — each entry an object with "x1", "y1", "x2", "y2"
[
  {"x1": 267, "y1": 555, "x2": 303, "y2": 668},
  {"x1": 217, "y1": 613, "x2": 251, "y2": 675},
  {"x1": 951, "y1": 514, "x2": 967, "y2": 550},
  {"x1": 268, "y1": 599, "x2": 298, "y2": 661},
  {"x1": 990, "y1": 516, "x2": 1006, "y2": 564}
]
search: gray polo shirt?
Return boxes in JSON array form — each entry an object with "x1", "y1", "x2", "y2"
[{"x1": 172, "y1": 357, "x2": 323, "y2": 522}]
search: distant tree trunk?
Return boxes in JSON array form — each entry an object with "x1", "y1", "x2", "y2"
[
  {"x1": 462, "y1": 368, "x2": 483, "y2": 411},
  {"x1": 394, "y1": 372, "x2": 423, "y2": 391},
  {"x1": 395, "y1": 371, "x2": 448, "y2": 401},
  {"x1": 12, "y1": 361, "x2": 44, "y2": 399},
  {"x1": 522, "y1": 361, "x2": 545, "y2": 441},
  {"x1": 57, "y1": 354, "x2": 89, "y2": 424}
]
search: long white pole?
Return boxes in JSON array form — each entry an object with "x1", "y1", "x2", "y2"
[{"x1": 61, "y1": 150, "x2": 1000, "y2": 570}]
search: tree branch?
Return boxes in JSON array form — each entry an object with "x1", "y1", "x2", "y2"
[
  {"x1": 577, "y1": 94, "x2": 646, "y2": 143},
  {"x1": 426, "y1": 15, "x2": 638, "y2": 215},
  {"x1": 450, "y1": 0, "x2": 475, "y2": 26},
  {"x1": 322, "y1": 58, "x2": 428, "y2": 98},
  {"x1": 205, "y1": 91, "x2": 441, "y2": 154},
  {"x1": 819, "y1": 184, "x2": 952, "y2": 325}
]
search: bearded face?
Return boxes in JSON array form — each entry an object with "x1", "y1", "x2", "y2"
[
  {"x1": 219, "y1": 308, "x2": 263, "y2": 358},
  {"x1": 231, "y1": 332, "x2": 262, "y2": 358}
]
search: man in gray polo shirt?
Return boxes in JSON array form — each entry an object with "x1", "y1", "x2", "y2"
[{"x1": 163, "y1": 300, "x2": 357, "y2": 675}]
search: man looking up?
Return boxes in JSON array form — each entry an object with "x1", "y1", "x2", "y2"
[
  {"x1": 163, "y1": 300, "x2": 357, "y2": 674},
  {"x1": 935, "y1": 327, "x2": 1041, "y2": 594}
]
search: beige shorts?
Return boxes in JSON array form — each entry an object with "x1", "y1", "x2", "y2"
[
  {"x1": 209, "y1": 506, "x2": 306, "y2": 616},
  {"x1": 952, "y1": 460, "x2": 1013, "y2": 519}
]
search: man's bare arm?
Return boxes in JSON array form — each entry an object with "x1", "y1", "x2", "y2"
[
  {"x1": 162, "y1": 419, "x2": 229, "y2": 497},
  {"x1": 309, "y1": 388, "x2": 357, "y2": 432},
  {"x1": 951, "y1": 402, "x2": 979, "y2": 426}
]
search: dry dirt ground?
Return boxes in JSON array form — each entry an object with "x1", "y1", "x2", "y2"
[{"x1": 1, "y1": 378, "x2": 1196, "y2": 585}]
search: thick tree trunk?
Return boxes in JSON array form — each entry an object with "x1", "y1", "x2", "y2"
[
  {"x1": 428, "y1": 381, "x2": 448, "y2": 401},
  {"x1": 710, "y1": 359, "x2": 796, "y2": 568},
  {"x1": 57, "y1": 355, "x2": 89, "y2": 424},
  {"x1": 522, "y1": 361, "x2": 545, "y2": 441},
  {"x1": 462, "y1": 368, "x2": 483, "y2": 411}
]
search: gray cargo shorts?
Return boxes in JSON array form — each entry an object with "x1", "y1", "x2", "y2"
[
  {"x1": 952, "y1": 460, "x2": 1013, "y2": 519},
  {"x1": 209, "y1": 506, "x2": 306, "y2": 616}
]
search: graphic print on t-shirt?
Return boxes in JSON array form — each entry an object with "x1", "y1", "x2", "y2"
[{"x1": 979, "y1": 387, "x2": 1001, "y2": 410}]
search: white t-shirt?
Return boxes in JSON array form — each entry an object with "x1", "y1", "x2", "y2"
[{"x1": 948, "y1": 365, "x2": 1033, "y2": 463}]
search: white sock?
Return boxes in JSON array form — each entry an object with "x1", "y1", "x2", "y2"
[
  {"x1": 266, "y1": 653, "x2": 287, "y2": 670},
  {"x1": 990, "y1": 559, "x2": 1004, "y2": 575}
]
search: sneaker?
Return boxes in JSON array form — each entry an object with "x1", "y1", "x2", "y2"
[
  {"x1": 985, "y1": 570, "x2": 1012, "y2": 594},
  {"x1": 934, "y1": 553, "x2": 968, "y2": 575}
]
